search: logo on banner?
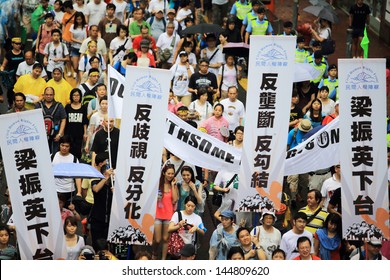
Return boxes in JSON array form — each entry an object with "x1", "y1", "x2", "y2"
[
  {"x1": 5, "y1": 118, "x2": 40, "y2": 145},
  {"x1": 345, "y1": 66, "x2": 379, "y2": 90},
  {"x1": 255, "y1": 43, "x2": 288, "y2": 67},
  {"x1": 130, "y1": 74, "x2": 163, "y2": 100}
]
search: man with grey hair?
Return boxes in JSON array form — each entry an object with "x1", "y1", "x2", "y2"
[{"x1": 156, "y1": 22, "x2": 180, "y2": 69}]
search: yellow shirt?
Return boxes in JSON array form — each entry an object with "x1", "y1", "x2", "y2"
[
  {"x1": 13, "y1": 74, "x2": 47, "y2": 110},
  {"x1": 46, "y1": 78, "x2": 73, "y2": 107}
]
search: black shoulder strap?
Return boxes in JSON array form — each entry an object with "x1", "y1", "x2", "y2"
[
  {"x1": 174, "y1": 161, "x2": 185, "y2": 177},
  {"x1": 209, "y1": 48, "x2": 219, "y2": 62},
  {"x1": 225, "y1": 174, "x2": 238, "y2": 189},
  {"x1": 73, "y1": 155, "x2": 77, "y2": 163},
  {"x1": 51, "y1": 153, "x2": 55, "y2": 162},
  {"x1": 113, "y1": 38, "x2": 129, "y2": 58},
  {"x1": 178, "y1": 210, "x2": 182, "y2": 222},
  {"x1": 306, "y1": 207, "x2": 323, "y2": 224}
]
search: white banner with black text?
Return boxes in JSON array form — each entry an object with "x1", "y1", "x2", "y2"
[
  {"x1": 108, "y1": 66, "x2": 171, "y2": 245},
  {"x1": 107, "y1": 65, "x2": 126, "y2": 119},
  {"x1": 339, "y1": 59, "x2": 389, "y2": 241},
  {"x1": 0, "y1": 110, "x2": 66, "y2": 259},
  {"x1": 235, "y1": 36, "x2": 295, "y2": 213}
]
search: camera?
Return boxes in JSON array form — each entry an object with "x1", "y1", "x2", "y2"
[
  {"x1": 98, "y1": 251, "x2": 109, "y2": 260},
  {"x1": 83, "y1": 252, "x2": 94, "y2": 260}
]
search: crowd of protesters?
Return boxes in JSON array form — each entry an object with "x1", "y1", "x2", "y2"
[{"x1": 0, "y1": 0, "x2": 389, "y2": 261}]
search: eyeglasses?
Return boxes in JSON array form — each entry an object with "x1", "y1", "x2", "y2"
[{"x1": 14, "y1": 42, "x2": 21, "y2": 45}]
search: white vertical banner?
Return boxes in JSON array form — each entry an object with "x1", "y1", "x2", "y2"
[
  {"x1": 108, "y1": 66, "x2": 171, "y2": 245},
  {"x1": 107, "y1": 65, "x2": 126, "y2": 119},
  {"x1": 235, "y1": 36, "x2": 295, "y2": 213},
  {"x1": 339, "y1": 59, "x2": 389, "y2": 241},
  {"x1": 0, "y1": 110, "x2": 66, "y2": 259}
]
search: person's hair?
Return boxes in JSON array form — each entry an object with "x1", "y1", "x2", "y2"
[
  {"x1": 167, "y1": 22, "x2": 175, "y2": 29},
  {"x1": 323, "y1": 213, "x2": 342, "y2": 237},
  {"x1": 32, "y1": 63, "x2": 43, "y2": 70},
  {"x1": 181, "y1": 166, "x2": 195, "y2": 183},
  {"x1": 213, "y1": 103, "x2": 224, "y2": 112},
  {"x1": 44, "y1": 86, "x2": 55, "y2": 95},
  {"x1": 87, "y1": 39, "x2": 98, "y2": 47},
  {"x1": 99, "y1": 95, "x2": 108, "y2": 104},
  {"x1": 158, "y1": 164, "x2": 175, "y2": 195},
  {"x1": 198, "y1": 86, "x2": 208, "y2": 96},
  {"x1": 225, "y1": 53, "x2": 235, "y2": 61},
  {"x1": 51, "y1": 28, "x2": 62, "y2": 36},
  {"x1": 308, "y1": 189, "x2": 322, "y2": 204},
  {"x1": 95, "y1": 152, "x2": 109, "y2": 165},
  {"x1": 96, "y1": 83, "x2": 107, "y2": 91},
  {"x1": 124, "y1": 52, "x2": 138, "y2": 63},
  {"x1": 117, "y1": 24, "x2": 129, "y2": 36},
  {"x1": 236, "y1": 227, "x2": 250, "y2": 239},
  {"x1": 198, "y1": 58, "x2": 209, "y2": 65},
  {"x1": 63, "y1": 216, "x2": 78, "y2": 234},
  {"x1": 0, "y1": 225, "x2": 12, "y2": 236},
  {"x1": 293, "y1": 211, "x2": 307, "y2": 221},
  {"x1": 140, "y1": 24, "x2": 150, "y2": 31},
  {"x1": 59, "y1": 135, "x2": 72, "y2": 146},
  {"x1": 283, "y1": 21, "x2": 293, "y2": 28},
  {"x1": 45, "y1": 12, "x2": 54, "y2": 19},
  {"x1": 319, "y1": 85, "x2": 329, "y2": 93},
  {"x1": 89, "y1": 25, "x2": 99, "y2": 31},
  {"x1": 182, "y1": 40, "x2": 193, "y2": 49},
  {"x1": 73, "y1": 11, "x2": 87, "y2": 29},
  {"x1": 227, "y1": 246, "x2": 245, "y2": 260},
  {"x1": 180, "y1": 0, "x2": 191, "y2": 8},
  {"x1": 184, "y1": 194, "x2": 198, "y2": 206},
  {"x1": 184, "y1": 17, "x2": 194, "y2": 25},
  {"x1": 14, "y1": 92, "x2": 26, "y2": 101},
  {"x1": 88, "y1": 67, "x2": 100, "y2": 75},
  {"x1": 296, "y1": 236, "x2": 312, "y2": 248},
  {"x1": 96, "y1": 238, "x2": 109, "y2": 251},
  {"x1": 89, "y1": 55, "x2": 99, "y2": 64},
  {"x1": 134, "y1": 250, "x2": 152, "y2": 260},
  {"x1": 227, "y1": 85, "x2": 238, "y2": 94},
  {"x1": 272, "y1": 248, "x2": 286, "y2": 259},
  {"x1": 133, "y1": 7, "x2": 144, "y2": 14},
  {"x1": 234, "y1": 125, "x2": 244, "y2": 134},
  {"x1": 63, "y1": 0, "x2": 73, "y2": 10},
  {"x1": 106, "y1": 3, "x2": 116, "y2": 10}
]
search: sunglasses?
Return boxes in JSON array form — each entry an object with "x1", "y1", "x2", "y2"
[
  {"x1": 53, "y1": 49, "x2": 57, "y2": 56},
  {"x1": 14, "y1": 42, "x2": 21, "y2": 45}
]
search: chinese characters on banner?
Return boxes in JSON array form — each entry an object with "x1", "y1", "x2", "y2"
[
  {"x1": 235, "y1": 36, "x2": 295, "y2": 213},
  {"x1": 339, "y1": 59, "x2": 390, "y2": 241},
  {"x1": 0, "y1": 110, "x2": 67, "y2": 259},
  {"x1": 107, "y1": 66, "x2": 171, "y2": 245}
]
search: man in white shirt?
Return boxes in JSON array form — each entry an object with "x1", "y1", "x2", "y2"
[
  {"x1": 279, "y1": 212, "x2": 313, "y2": 260},
  {"x1": 219, "y1": 86, "x2": 245, "y2": 140},
  {"x1": 320, "y1": 164, "x2": 341, "y2": 210},
  {"x1": 16, "y1": 50, "x2": 47, "y2": 80},
  {"x1": 156, "y1": 22, "x2": 180, "y2": 69},
  {"x1": 51, "y1": 135, "x2": 82, "y2": 201},
  {"x1": 200, "y1": 33, "x2": 224, "y2": 77},
  {"x1": 86, "y1": 0, "x2": 107, "y2": 26}
]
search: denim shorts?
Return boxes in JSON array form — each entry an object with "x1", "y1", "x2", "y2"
[{"x1": 70, "y1": 47, "x2": 80, "y2": 57}]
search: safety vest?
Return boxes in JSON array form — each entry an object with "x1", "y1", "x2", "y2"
[
  {"x1": 306, "y1": 54, "x2": 326, "y2": 64},
  {"x1": 251, "y1": 19, "x2": 269, "y2": 35},
  {"x1": 246, "y1": 11, "x2": 257, "y2": 23},
  {"x1": 309, "y1": 61, "x2": 327, "y2": 84},
  {"x1": 323, "y1": 78, "x2": 339, "y2": 100},
  {"x1": 236, "y1": 2, "x2": 252, "y2": 20},
  {"x1": 295, "y1": 48, "x2": 309, "y2": 63}
]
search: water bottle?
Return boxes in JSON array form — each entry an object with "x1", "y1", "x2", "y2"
[{"x1": 157, "y1": 189, "x2": 163, "y2": 208}]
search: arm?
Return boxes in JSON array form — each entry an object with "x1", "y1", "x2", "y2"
[
  {"x1": 171, "y1": 178, "x2": 178, "y2": 204},
  {"x1": 0, "y1": 57, "x2": 8, "y2": 71},
  {"x1": 313, "y1": 235, "x2": 320, "y2": 256},
  {"x1": 327, "y1": 201, "x2": 341, "y2": 217},
  {"x1": 109, "y1": 48, "x2": 114, "y2": 66},
  {"x1": 245, "y1": 32, "x2": 250, "y2": 44},
  {"x1": 75, "y1": 178, "x2": 82, "y2": 196},
  {"x1": 92, "y1": 168, "x2": 114, "y2": 193}
]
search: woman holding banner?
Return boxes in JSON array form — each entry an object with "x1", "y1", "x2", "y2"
[{"x1": 153, "y1": 164, "x2": 179, "y2": 260}]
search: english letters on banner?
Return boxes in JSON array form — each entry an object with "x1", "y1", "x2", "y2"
[
  {"x1": 0, "y1": 110, "x2": 67, "y2": 259},
  {"x1": 339, "y1": 59, "x2": 389, "y2": 241},
  {"x1": 107, "y1": 66, "x2": 171, "y2": 245},
  {"x1": 235, "y1": 36, "x2": 296, "y2": 213}
]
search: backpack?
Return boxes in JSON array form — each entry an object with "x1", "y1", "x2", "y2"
[
  {"x1": 37, "y1": 101, "x2": 60, "y2": 139},
  {"x1": 48, "y1": 42, "x2": 66, "y2": 58},
  {"x1": 149, "y1": 16, "x2": 166, "y2": 30},
  {"x1": 80, "y1": 83, "x2": 98, "y2": 106},
  {"x1": 83, "y1": 53, "x2": 103, "y2": 71},
  {"x1": 320, "y1": 28, "x2": 336, "y2": 55}
]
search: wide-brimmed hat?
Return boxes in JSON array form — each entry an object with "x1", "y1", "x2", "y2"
[
  {"x1": 220, "y1": 210, "x2": 235, "y2": 220},
  {"x1": 259, "y1": 210, "x2": 277, "y2": 224},
  {"x1": 298, "y1": 119, "x2": 312, "y2": 133}
]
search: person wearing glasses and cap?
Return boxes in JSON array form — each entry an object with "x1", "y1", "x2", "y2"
[
  {"x1": 350, "y1": 238, "x2": 388, "y2": 260},
  {"x1": 250, "y1": 210, "x2": 281, "y2": 259}
]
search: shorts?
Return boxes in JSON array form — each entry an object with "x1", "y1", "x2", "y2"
[
  {"x1": 352, "y1": 28, "x2": 364, "y2": 39},
  {"x1": 70, "y1": 47, "x2": 81, "y2": 57},
  {"x1": 63, "y1": 41, "x2": 72, "y2": 53},
  {"x1": 154, "y1": 218, "x2": 170, "y2": 225}
]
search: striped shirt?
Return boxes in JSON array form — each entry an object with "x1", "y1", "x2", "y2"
[{"x1": 299, "y1": 206, "x2": 328, "y2": 234}]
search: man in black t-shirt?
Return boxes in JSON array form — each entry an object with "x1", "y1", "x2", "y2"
[
  {"x1": 188, "y1": 58, "x2": 218, "y2": 104},
  {"x1": 349, "y1": 0, "x2": 371, "y2": 58},
  {"x1": 289, "y1": 91, "x2": 304, "y2": 132}
]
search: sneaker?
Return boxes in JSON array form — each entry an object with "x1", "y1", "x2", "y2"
[
  {"x1": 67, "y1": 71, "x2": 72, "y2": 77},
  {"x1": 73, "y1": 72, "x2": 77, "y2": 79}
]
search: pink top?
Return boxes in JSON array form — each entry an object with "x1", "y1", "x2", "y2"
[
  {"x1": 155, "y1": 188, "x2": 175, "y2": 220},
  {"x1": 38, "y1": 24, "x2": 53, "y2": 54},
  {"x1": 200, "y1": 116, "x2": 229, "y2": 142},
  {"x1": 168, "y1": 101, "x2": 184, "y2": 115}
]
